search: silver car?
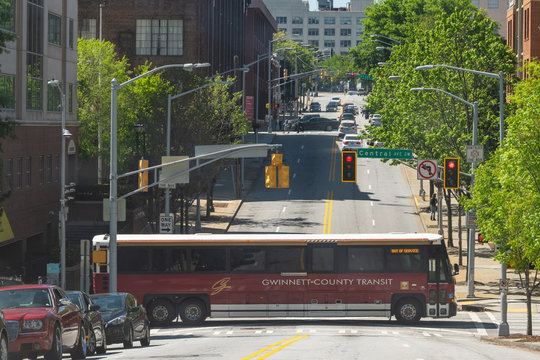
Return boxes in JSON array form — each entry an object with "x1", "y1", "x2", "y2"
[
  {"x1": 341, "y1": 134, "x2": 363, "y2": 151},
  {"x1": 338, "y1": 120, "x2": 357, "y2": 138}
]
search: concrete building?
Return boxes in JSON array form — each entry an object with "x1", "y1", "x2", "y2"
[
  {"x1": 473, "y1": 0, "x2": 508, "y2": 38},
  {"x1": 507, "y1": 0, "x2": 540, "y2": 79},
  {"x1": 263, "y1": 0, "x2": 372, "y2": 55},
  {"x1": 0, "y1": 0, "x2": 79, "y2": 281}
]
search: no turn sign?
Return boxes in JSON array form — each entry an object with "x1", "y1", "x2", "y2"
[{"x1": 417, "y1": 160, "x2": 438, "y2": 180}]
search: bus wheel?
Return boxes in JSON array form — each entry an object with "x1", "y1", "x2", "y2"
[
  {"x1": 395, "y1": 299, "x2": 421, "y2": 323},
  {"x1": 179, "y1": 299, "x2": 207, "y2": 326},
  {"x1": 148, "y1": 300, "x2": 176, "y2": 327}
]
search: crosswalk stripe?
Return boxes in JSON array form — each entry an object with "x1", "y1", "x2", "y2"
[
  {"x1": 422, "y1": 332, "x2": 430, "y2": 337},
  {"x1": 468, "y1": 312, "x2": 488, "y2": 336}
]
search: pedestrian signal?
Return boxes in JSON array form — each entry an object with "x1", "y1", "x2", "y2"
[
  {"x1": 138, "y1": 159, "x2": 149, "y2": 192},
  {"x1": 443, "y1": 157, "x2": 459, "y2": 189},
  {"x1": 284, "y1": 68, "x2": 288, "y2": 80},
  {"x1": 341, "y1": 151, "x2": 357, "y2": 182}
]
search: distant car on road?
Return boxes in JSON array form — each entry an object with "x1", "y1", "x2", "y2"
[
  {"x1": 299, "y1": 117, "x2": 339, "y2": 131},
  {"x1": 338, "y1": 120, "x2": 357, "y2": 138},
  {"x1": 357, "y1": 88, "x2": 368, "y2": 95},
  {"x1": 343, "y1": 104, "x2": 357, "y2": 115},
  {"x1": 341, "y1": 134, "x2": 363, "y2": 151},
  {"x1": 347, "y1": 90, "x2": 358, "y2": 95},
  {"x1": 309, "y1": 102, "x2": 321, "y2": 112},
  {"x1": 339, "y1": 112, "x2": 355, "y2": 122},
  {"x1": 90, "y1": 293, "x2": 150, "y2": 349},
  {"x1": 326, "y1": 101, "x2": 339, "y2": 112},
  {"x1": 370, "y1": 113, "x2": 382, "y2": 126},
  {"x1": 67, "y1": 291, "x2": 107, "y2": 356},
  {"x1": 0, "y1": 284, "x2": 87, "y2": 360}
]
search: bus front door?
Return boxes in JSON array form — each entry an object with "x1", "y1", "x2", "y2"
[{"x1": 427, "y1": 249, "x2": 451, "y2": 318}]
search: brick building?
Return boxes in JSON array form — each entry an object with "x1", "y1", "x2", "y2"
[{"x1": 507, "y1": 0, "x2": 540, "y2": 78}]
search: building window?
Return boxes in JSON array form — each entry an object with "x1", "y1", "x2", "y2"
[
  {"x1": 47, "y1": 155, "x2": 52, "y2": 183},
  {"x1": 308, "y1": 28, "x2": 319, "y2": 36},
  {"x1": 356, "y1": 17, "x2": 364, "y2": 25},
  {"x1": 356, "y1": 29, "x2": 363, "y2": 36},
  {"x1": 0, "y1": 0, "x2": 15, "y2": 32},
  {"x1": 292, "y1": 16, "x2": 303, "y2": 24},
  {"x1": 68, "y1": 84, "x2": 73, "y2": 112},
  {"x1": 47, "y1": 84, "x2": 61, "y2": 112},
  {"x1": 276, "y1": 16, "x2": 287, "y2": 24},
  {"x1": 69, "y1": 18, "x2": 74, "y2": 48},
  {"x1": 340, "y1": 40, "x2": 351, "y2": 47},
  {"x1": 0, "y1": 74, "x2": 15, "y2": 109},
  {"x1": 308, "y1": 40, "x2": 319, "y2": 47},
  {"x1": 16, "y1": 157, "x2": 22, "y2": 190},
  {"x1": 340, "y1": 28, "x2": 351, "y2": 36},
  {"x1": 341, "y1": 17, "x2": 351, "y2": 25},
  {"x1": 324, "y1": 28, "x2": 335, "y2": 36},
  {"x1": 26, "y1": 157, "x2": 31, "y2": 187},
  {"x1": 27, "y1": 0, "x2": 43, "y2": 111},
  {"x1": 324, "y1": 17, "x2": 335, "y2": 25},
  {"x1": 54, "y1": 154, "x2": 59, "y2": 183},
  {"x1": 524, "y1": 8, "x2": 529, "y2": 40},
  {"x1": 308, "y1": 17, "x2": 319, "y2": 24},
  {"x1": 6, "y1": 158, "x2": 12, "y2": 191},
  {"x1": 48, "y1": 13, "x2": 61, "y2": 45},
  {"x1": 136, "y1": 19, "x2": 183, "y2": 56},
  {"x1": 487, "y1": 0, "x2": 498, "y2": 8},
  {"x1": 79, "y1": 18, "x2": 96, "y2": 39},
  {"x1": 292, "y1": 28, "x2": 303, "y2": 37},
  {"x1": 39, "y1": 155, "x2": 44, "y2": 185},
  {"x1": 324, "y1": 40, "x2": 335, "y2": 48},
  {"x1": 471, "y1": 0, "x2": 479, "y2": 6}
]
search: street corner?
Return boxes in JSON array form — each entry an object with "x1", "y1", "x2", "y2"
[{"x1": 481, "y1": 335, "x2": 540, "y2": 353}]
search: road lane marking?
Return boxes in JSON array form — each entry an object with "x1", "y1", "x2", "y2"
[
  {"x1": 468, "y1": 312, "x2": 488, "y2": 336},
  {"x1": 255, "y1": 330, "x2": 262, "y2": 334},
  {"x1": 323, "y1": 190, "x2": 334, "y2": 234},
  {"x1": 422, "y1": 331, "x2": 430, "y2": 337},
  {"x1": 368, "y1": 184, "x2": 372, "y2": 190},
  {"x1": 240, "y1": 335, "x2": 309, "y2": 360},
  {"x1": 226, "y1": 331, "x2": 233, "y2": 335},
  {"x1": 275, "y1": 227, "x2": 280, "y2": 232},
  {"x1": 372, "y1": 219, "x2": 376, "y2": 227},
  {"x1": 402, "y1": 344, "x2": 410, "y2": 348},
  {"x1": 370, "y1": 201, "x2": 374, "y2": 207},
  {"x1": 339, "y1": 330, "x2": 346, "y2": 334},
  {"x1": 282, "y1": 206, "x2": 287, "y2": 213},
  {"x1": 486, "y1": 312, "x2": 498, "y2": 323}
]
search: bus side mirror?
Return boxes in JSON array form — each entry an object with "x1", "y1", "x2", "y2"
[{"x1": 453, "y1": 263, "x2": 459, "y2": 275}]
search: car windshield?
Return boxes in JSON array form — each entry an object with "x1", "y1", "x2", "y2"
[
  {"x1": 67, "y1": 293, "x2": 83, "y2": 309},
  {"x1": 91, "y1": 295, "x2": 124, "y2": 311},
  {"x1": 0, "y1": 288, "x2": 53, "y2": 308}
]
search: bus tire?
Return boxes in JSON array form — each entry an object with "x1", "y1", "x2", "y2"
[
  {"x1": 394, "y1": 298, "x2": 421, "y2": 323},
  {"x1": 148, "y1": 299, "x2": 176, "y2": 327},
  {"x1": 179, "y1": 298, "x2": 207, "y2": 326}
]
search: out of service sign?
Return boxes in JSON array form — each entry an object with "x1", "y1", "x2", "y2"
[{"x1": 417, "y1": 159, "x2": 438, "y2": 180}]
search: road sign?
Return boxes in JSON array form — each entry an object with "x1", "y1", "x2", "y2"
[
  {"x1": 466, "y1": 145, "x2": 484, "y2": 163},
  {"x1": 499, "y1": 279, "x2": 509, "y2": 292},
  {"x1": 357, "y1": 148, "x2": 413, "y2": 159},
  {"x1": 160, "y1": 215, "x2": 174, "y2": 234},
  {"x1": 417, "y1": 159, "x2": 438, "y2": 180},
  {"x1": 466, "y1": 210, "x2": 477, "y2": 229}
]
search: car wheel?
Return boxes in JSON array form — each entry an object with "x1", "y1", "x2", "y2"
[
  {"x1": 86, "y1": 327, "x2": 96, "y2": 356},
  {"x1": 140, "y1": 323, "x2": 151, "y2": 347},
  {"x1": 44, "y1": 325, "x2": 63, "y2": 360},
  {"x1": 123, "y1": 325, "x2": 134, "y2": 349},
  {"x1": 95, "y1": 324, "x2": 107, "y2": 355},
  {"x1": 0, "y1": 333, "x2": 8, "y2": 360},
  {"x1": 179, "y1": 298, "x2": 207, "y2": 326},
  {"x1": 395, "y1": 298, "x2": 422, "y2": 323},
  {"x1": 148, "y1": 299, "x2": 176, "y2": 327},
  {"x1": 70, "y1": 325, "x2": 86, "y2": 359}
]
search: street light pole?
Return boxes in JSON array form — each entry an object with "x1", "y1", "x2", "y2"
[{"x1": 267, "y1": 35, "x2": 286, "y2": 133}]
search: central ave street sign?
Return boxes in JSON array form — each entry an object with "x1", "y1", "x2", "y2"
[{"x1": 357, "y1": 148, "x2": 413, "y2": 159}]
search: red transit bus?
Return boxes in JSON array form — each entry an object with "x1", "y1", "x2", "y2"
[{"x1": 92, "y1": 233, "x2": 458, "y2": 326}]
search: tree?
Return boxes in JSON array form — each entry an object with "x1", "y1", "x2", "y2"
[{"x1": 466, "y1": 61, "x2": 540, "y2": 335}]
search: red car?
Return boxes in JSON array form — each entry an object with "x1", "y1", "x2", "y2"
[{"x1": 0, "y1": 284, "x2": 87, "y2": 360}]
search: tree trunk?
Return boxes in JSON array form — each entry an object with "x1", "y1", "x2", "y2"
[
  {"x1": 526, "y1": 271, "x2": 532, "y2": 335},
  {"x1": 445, "y1": 189, "x2": 454, "y2": 247}
]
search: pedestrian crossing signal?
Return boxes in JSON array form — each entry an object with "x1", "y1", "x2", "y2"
[{"x1": 341, "y1": 151, "x2": 357, "y2": 182}]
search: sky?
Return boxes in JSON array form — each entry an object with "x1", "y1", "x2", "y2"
[{"x1": 307, "y1": 0, "x2": 350, "y2": 11}]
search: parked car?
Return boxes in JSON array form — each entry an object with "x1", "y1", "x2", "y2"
[
  {"x1": 90, "y1": 293, "x2": 150, "y2": 349},
  {"x1": 342, "y1": 134, "x2": 364, "y2": 151},
  {"x1": 0, "y1": 284, "x2": 86, "y2": 360},
  {"x1": 358, "y1": 88, "x2": 368, "y2": 95},
  {"x1": 309, "y1": 102, "x2": 321, "y2": 112},
  {"x1": 0, "y1": 310, "x2": 8, "y2": 360},
  {"x1": 347, "y1": 90, "x2": 358, "y2": 95},
  {"x1": 338, "y1": 120, "x2": 357, "y2": 138},
  {"x1": 299, "y1": 117, "x2": 339, "y2": 131},
  {"x1": 67, "y1": 291, "x2": 107, "y2": 356},
  {"x1": 326, "y1": 101, "x2": 339, "y2": 112}
]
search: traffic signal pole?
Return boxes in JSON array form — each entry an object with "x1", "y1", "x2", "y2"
[{"x1": 467, "y1": 101, "x2": 478, "y2": 298}]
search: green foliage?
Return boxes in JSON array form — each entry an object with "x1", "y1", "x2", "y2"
[{"x1": 318, "y1": 54, "x2": 356, "y2": 86}]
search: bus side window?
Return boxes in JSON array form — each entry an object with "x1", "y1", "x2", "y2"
[
  {"x1": 230, "y1": 247, "x2": 266, "y2": 272},
  {"x1": 118, "y1": 247, "x2": 150, "y2": 273},
  {"x1": 267, "y1": 247, "x2": 305, "y2": 273},
  {"x1": 151, "y1": 248, "x2": 187, "y2": 273},
  {"x1": 190, "y1": 248, "x2": 226, "y2": 272},
  {"x1": 347, "y1": 247, "x2": 384, "y2": 273},
  {"x1": 311, "y1": 247, "x2": 334, "y2": 273}
]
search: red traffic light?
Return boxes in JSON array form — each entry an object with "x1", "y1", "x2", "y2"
[
  {"x1": 350, "y1": 72, "x2": 355, "y2": 76},
  {"x1": 448, "y1": 161, "x2": 455, "y2": 169},
  {"x1": 345, "y1": 156, "x2": 353, "y2": 162}
]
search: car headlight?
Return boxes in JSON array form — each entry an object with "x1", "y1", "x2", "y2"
[
  {"x1": 107, "y1": 315, "x2": 126, "y2": 326},
  {"x1": 23, "y1": 319, "x2": 43, "y2": 330}
]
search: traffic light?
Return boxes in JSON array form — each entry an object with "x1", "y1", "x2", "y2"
[
  {"x1": 330, "y1": 76, "x2": 334, "y2": 82},
  {"x1": 284, "y1": 68, "x2": 288, "y2": 80},
  {"x1": 443, "y1": 157, "x2": 460, "y2": 189},
  {"x1": 341, "y1": 151, "x2": 357, "y2": 182},
  {"x1": 309, "y1": 75, "x2": 312, "y2": 83},
  {"x1": 138, "y1": 159, "x2": 149, "y2": 192}
]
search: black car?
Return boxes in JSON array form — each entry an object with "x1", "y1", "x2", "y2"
[
  {"x1": 299, "y1": 117, "x2": 339, "y2": 131},
  {"x1": 90, "y1": 293, "x2": 150, "y2": 349},
  {"x1": 326, "y1": 101, "x2": 339, "y2": 112},
  {"x1": 0, "y1": 310, "x2": 7, "y2": 360},
  {"x1": 309, "y1": 102, "x2": 321, "y2": 112},
  {"x1": 67, "y1": 291, "x2": 107, "y2": 356}
]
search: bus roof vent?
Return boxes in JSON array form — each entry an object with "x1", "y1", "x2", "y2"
[{"x1": 307, "y1": 239, "x2": 338, "y2": 244}]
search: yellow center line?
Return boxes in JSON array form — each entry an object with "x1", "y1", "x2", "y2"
[
  {"x1": 254, "y1": 335, "x2": 310, "y2": 360},
  {"x1": 323, "y1": 190, "x2": 334, "y2": 234},
  {"x1": 240, "y1": 335, "x2": 304, "y2": 360}
]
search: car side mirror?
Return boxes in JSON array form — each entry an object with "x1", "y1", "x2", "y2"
[
  {"x1": 453, "y1": 263, "x2": 459, "y2": 275},
  {"x1": 58, "y1": 298, "x2": 72, "y2": 307},
  {"x1": 89, "y1": 304, "x2": 100, "y2": 311}
]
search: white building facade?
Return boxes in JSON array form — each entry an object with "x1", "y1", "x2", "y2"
[{"x1": 263, "y1": 0, "x2": 373, "y2": 55}]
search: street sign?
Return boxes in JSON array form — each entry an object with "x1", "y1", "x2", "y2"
[
  {"x1": 499, "y1": 279, "x2": 509, "y2": 292},
  {"x1": 466, "y1": 210, "x2": 477, "y2": 229},
  {"x1": 160, "y1": 215, "x2": 174, "y2": 234},
  {"x1": 417, "y1": 159, "x2": 438, "y2": 180},
  {"x1": 357, "y1": 148, "x2": 413, "y2": 159},
  {"x1": 466, "y1": 145, "x2": 484, "y2": 163},
  {"x1": 160, "y1": 156, "x2": 189, "y2": 185},
  {"x1": 158, "y1": 183, "x2": 176, "y2": 189}
]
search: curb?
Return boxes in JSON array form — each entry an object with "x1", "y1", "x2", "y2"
[
  {"x1": 480, "y1": 337, "x2": 540, "y2": 353},
  {"x1": 224, "y1": 199, "x2": 244, "y2": 232}
]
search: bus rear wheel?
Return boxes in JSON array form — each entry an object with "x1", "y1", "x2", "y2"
[
  {"x1": 395, "y1": 298, "x2": 421, "y2": 323},
  {"x1": 148, "y1": 299, "x2": 176, "y2": 327},
  {"x1": 179, "y1": 299, "x2": 207, "y2": 326}
]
